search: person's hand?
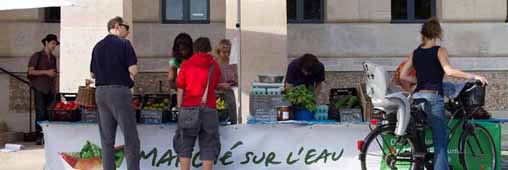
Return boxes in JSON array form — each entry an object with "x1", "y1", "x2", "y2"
[
  {"x1": 473, "y1": 75, "x2": 488, "y2": 86},
  {"x1": 46, "y1": 69, "x2": 57, "y2": 77},
  {"x1": 220, "y1": 83, "x2": 232, "y2": 90},
  {"x1": 85, "y1": 79, "x2": 94, "y2": 86}
]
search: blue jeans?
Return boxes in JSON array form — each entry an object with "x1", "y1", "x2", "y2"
[{"x1": 413, "y1": 92, "x2": 449, "y2": 170}]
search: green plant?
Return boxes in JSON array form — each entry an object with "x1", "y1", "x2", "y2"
[{"x1": 283, "y1": 85, "x2": 316, "y2": 112}]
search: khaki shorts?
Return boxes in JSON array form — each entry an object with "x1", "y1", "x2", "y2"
[{"x1": 173, "y1": 107, "x2": 221, "y2": 160}]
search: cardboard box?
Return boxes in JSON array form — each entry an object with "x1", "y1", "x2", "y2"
[{"x1": 358, "y1": 83, "x2": 374, "y2": 121}]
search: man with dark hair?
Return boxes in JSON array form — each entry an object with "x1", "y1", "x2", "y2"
[
  {"x1": 284, "y1": 53, "x2": 325, "y2": 95},
  {"x1": 27, "y1": 34, "x2": 59, "y2": 145},
  {"x1": 193, "y1": 37, "x2": 212, "y2": 52},
  {"x1": 90, "y1": 16, "x2": 140, "y2": 170}
]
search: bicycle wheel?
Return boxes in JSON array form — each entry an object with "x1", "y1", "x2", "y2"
[
  {"x1": 459, "y1": 124, "x2": 497, "y2": 170},
  {"x1": 360, "y1": 126, "x2": 418, "y2": 170}
]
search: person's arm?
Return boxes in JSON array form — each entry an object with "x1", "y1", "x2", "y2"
[
  {"x1": 437, "y1": 47, "x2": 488, "y2": 85},
  {"x1": 27, "y1": 54, "x2": 55, "y2": 77},
  {"x1": 284, "y1": 62, "x2": 297, "y2": 91},
  {"x1": 400, "y1": 52, "x2": 417, "y2": 84},
  {"x1": 28, "y1": 68, "x2": 55, "y2": 77},
  {"x1": 314, "y1": 82, "x2": 322, "y2": 96},
  {"x1": 128, "y1": 65, "x2": 138, "y2": 81},
  {"x1": 176, "y1": 63, "x2": 187, "y2": 108},
  {"x1": 177, "y1": 88, "x2": 184, "y2": 108},
  {"x1": 125, "y1": 40, "x2": 138, "y2": 81},
  {"x1": 313, "y1": 63, "x2": 325, "y2": 96},
  {"x1": 167, "y1": 65, "x2": 177, "y2": 81}
]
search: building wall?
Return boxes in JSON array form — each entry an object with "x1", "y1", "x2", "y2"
[{"x1": 1, "y1": 0, "x2": 508, "y2": 130}]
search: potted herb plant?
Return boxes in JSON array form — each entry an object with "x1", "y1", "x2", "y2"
[{"x1": 282, "y1": 85, "x2": 316, "y2": 120}]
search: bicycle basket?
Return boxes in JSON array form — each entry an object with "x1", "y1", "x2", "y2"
[{"x1": 459, "y1": 82, "x2": 485, "y2": 107}]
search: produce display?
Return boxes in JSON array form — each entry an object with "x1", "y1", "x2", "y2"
[
  {"x1": 333, "y1": 96, "x2": 359, "y2": 109},
  {"x1": 132, "y1": 98, "x2": 141, "y2": 110},
  {"x1": 60, "y1": 141, "x2": 125, "y2": 170},
  {"x1": 142, "y1": 98, "x2": 169, "y2": 111},
  {"x1": 283, "y1": 85, "x2": 316, "y2": 112},
  {"x1": 216, "y1": 97, "x2": 227, "y2": 121},
  {"x1": 54, "y1": 101, "x2": 79, "y2": 110}
]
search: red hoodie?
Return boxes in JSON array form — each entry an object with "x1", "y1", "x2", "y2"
[{"x1": 177, "y1": 52, "x2": 221, "y2": 108}]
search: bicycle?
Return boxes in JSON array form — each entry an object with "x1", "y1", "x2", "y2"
[{"x1": 358, "y1": 63, "x2": 498, "y2": 170}]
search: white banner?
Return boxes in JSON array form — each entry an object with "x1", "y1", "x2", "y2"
[{"x1": 42, "y1": 122, "x2": 371, "y2": 170}]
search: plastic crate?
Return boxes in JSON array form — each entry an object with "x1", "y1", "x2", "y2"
[
  {"x1": 48, "y1": 109, "x2": 81, "y2": 122},
  {"x1": 329, "y1": 88, "x2": 362, "y2": 121},
  {"x1": 140, "y1": 110, "x2": 171, "y2": 124},
  {"x1": 249, "y1": 94, "x2": 283, "y2": 117},
  {"x1": 48, "y1": 93, "x2": 81, "y2": 122},
  {"x1": 80, "y1": 107, "x2": 98, "y2": 123}
]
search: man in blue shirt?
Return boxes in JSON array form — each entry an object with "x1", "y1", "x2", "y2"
[
  {"x1": 284, "y1": 53, "x2": 325, "y2": 95},
  {"x1": 89, "y1": 16, "x2": 140, "y2": 170}
]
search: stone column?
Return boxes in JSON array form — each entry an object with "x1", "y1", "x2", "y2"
[
  {"x1": 0, "y1": 74, "x2": 8, "y2": 129},
  {"x1": 236, "y1": 0, "x2": 288, "y2": 123},
  {"x1": 225, "y1": 0, "x2": 241, "y2": 122},
  {"x1": 60, "y1": 0, "x2": 133, "y2": 93}
]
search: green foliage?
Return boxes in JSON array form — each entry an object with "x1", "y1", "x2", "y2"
[
  {"x1": 79, "y1": 141, "x2": 102, "y2": 159},
  {"x1": 283, "y1": 85, "x2": 316, "y2": 112},
  {"x1": 333, "y1": 96, "x2": 359, "y2": 109}
]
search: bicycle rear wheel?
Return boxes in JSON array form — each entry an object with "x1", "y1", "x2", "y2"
[
  {"x1": 360, "y1": 126, "x2": 418, "y2": 170},
  {"x1": 459, "y1": 124, "x2": 497, "y2": 170}
]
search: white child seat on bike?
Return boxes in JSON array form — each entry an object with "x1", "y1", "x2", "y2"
[{"x1": 363, "y1": 62, "x2": 411, "y2": 136}]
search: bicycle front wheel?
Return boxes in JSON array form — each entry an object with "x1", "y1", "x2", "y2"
[
  {"x1": 360, "y1": 126, "x2": 418, "y2": 170},
  {"x1": 459, "y1": 124, "x2": 498, "y2": 170}
]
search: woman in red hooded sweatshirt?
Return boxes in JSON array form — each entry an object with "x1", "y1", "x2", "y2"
[{"x1": 173, "y1": 37, "x2": 221, "y2": 170}]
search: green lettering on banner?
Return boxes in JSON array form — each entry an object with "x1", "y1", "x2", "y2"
[
  {"x1": 265, "y1": 152, "x2": 281, "y2": 167},
  {"x1": 241, "y1": 152, "x2": 254, "y2": 164},
  {"x1": 286, "y1": 152, "x2": 299, "y2": 165},
  {"x1": 331, "y1": 149, "x2": 344, "y2": 161},
  {"x1": 220, "y1": 151, "x2": 234, "y2": 166},
  {"x1": 253, "y1": 152, "x2": 266, "y2": 164},
  {"x1": 140, "y1": 148, "x2": 158, "y2": 166},
  {"x1": 192, "y1": 152, "x2": 203, "y2": 168},
  {"x1": 156, "y1": 149, "x2": 178, "y2": 167},
  {"x1": 298, "y1": 147, "x2": 304, "y2": 155},
  {"x1": 315, "y1": 149, "x2": 332, "y2": 164},
  {"x1": 231, "y1": 141, "x2": 244, "y2": 150},
  {"x1": 304, "y1": 149, "x2": 317, "y2": 165}
]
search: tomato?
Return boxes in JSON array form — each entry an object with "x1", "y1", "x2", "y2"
[{"x1": 60, "y1": 153, "x2": 78, "y2": 167}]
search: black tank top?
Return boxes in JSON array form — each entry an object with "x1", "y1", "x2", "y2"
[{"x1": 412, "y1": 46, "x2": 445, "y2": 94}]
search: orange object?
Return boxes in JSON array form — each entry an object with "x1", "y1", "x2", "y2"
[{"x1": 395, "y1": 61, "x2": 416, "y2": 84}]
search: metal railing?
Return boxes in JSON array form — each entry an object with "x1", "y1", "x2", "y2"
[{"x1": 0, "y1": 67, "x2": 35, "y2": 136}]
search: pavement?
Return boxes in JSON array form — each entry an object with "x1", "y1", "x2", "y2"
[{"x1": 0, "y1": 142, "x2": 45, "y2": 170}]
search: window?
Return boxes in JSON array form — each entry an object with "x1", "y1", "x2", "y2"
[
  {"x1": 287, "y1": 0, "x2": 324, "y2": 23},
  {"x1": 392, "y1": 0, "x2": 436, "y2": 23},
  {"x1": 162, "y1": 0, "x2": 209, "y2": 24},
  {"x1": 44, "y1": 7, "x2": 60, "y2": 23}
]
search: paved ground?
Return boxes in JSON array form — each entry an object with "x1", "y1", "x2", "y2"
[{"x1": 0, "y1": 142, "x2": 44, "y2": 170}]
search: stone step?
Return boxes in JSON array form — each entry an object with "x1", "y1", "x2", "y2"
[
  {"x1": 0, "y1": 122, "x2": 7, "y2": 133},
  {"x1": 0, "y1": 131, "x2": 23, "y2": 147}
]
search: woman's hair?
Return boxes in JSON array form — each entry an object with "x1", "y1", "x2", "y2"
[
  {"x1": 298, "y1": 53, "x2": 321, "y2": 75},
  {"x1": 214, "y1": 39, "x2": 232, "y2": 56},
  {"x1": 171, "y1": 33, "x2": 193, "y2": 62},
  {"x1": 420, "y1": 18, "x2": 443, "y2": 43},
  {"x1": 194, "y1": 37, "x2": 212, "y2": 53}
]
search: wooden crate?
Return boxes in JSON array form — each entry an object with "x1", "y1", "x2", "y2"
[{"x1": 358, "y1": 83, "x2": 374, "y2": 121}]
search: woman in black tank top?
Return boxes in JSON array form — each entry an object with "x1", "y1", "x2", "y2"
[{"x1": 399, "y1": 18, "x2": 488, "y2": 170}]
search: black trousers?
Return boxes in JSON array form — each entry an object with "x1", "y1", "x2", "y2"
[{"x1": 34, "y1": 90, "x2": 54, "y2": 134}]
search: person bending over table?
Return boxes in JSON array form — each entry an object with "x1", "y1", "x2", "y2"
[{"x1": 284, "y1": 53, "x2": 325, "y2": 96}]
